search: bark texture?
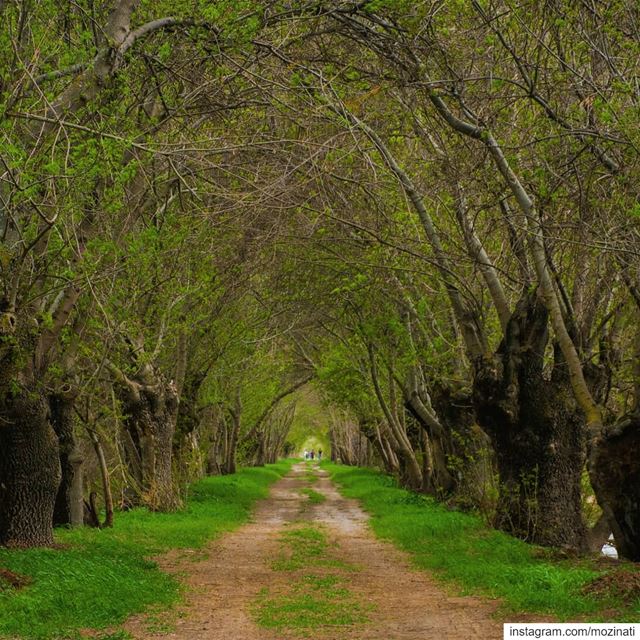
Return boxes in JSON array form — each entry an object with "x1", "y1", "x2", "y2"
[
  {"x1": 50, "y1": 390, "x2": 84, "y2": 527},
  {"x1": 119, "y1": 373, "x2": 180, "y2": 511},
  {"x1": 588, "y1": 411, "x2": 640, "y2": 560},
  {"x1": 473, "y1": 293, "x2": 587, "y2": 550},
  {"x1": 0, "y1": 389, "x2": 61, "y2": 546},
  {"x1": 404, "y1": 381, "x2": 475, "y2": 496}
]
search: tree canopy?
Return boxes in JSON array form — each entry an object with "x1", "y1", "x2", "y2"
[{"x1": 1, "y1": 0, "x2": 639, "y2": 560}]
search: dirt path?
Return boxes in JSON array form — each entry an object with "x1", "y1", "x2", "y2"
[{"x1": 125, "y1": 464, "x2": 502, "y2": 639}]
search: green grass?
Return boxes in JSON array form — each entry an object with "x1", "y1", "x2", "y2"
[
  {"x1": 0, "y1": 460, "x2": 293, "y2": 640},
  {"x1": 303, "y1": 460, "x2": 319, "y2": 484},
  {"x1": 254, "y1": 574, "x2": 371, "y2": 633},
  {"x1": 255, "y1": 523, "x2": 372, "y2": 634},
  {"x1": 271, "y1": 524, "x2": 331, "y2": 571},
  {"x1": 299, "y1": 487, "x2": 326, "y2": 504},
  {"x1": 323, "y1": 463, "x2": 640, "y2": 621}
]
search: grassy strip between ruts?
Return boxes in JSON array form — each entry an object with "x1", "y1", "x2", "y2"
[
  {"x1": 323, "y1": 463, "x2": 640, "y2": 622},
  {"x1": 254, "y1": 523, "x2": 372, "y2": 635},
  {"x1": 299, "y1": 488, "x2": 327, "y2": 504},
  {"x1": 0, "y1": 460, "x2": 294, "y2": 640}
]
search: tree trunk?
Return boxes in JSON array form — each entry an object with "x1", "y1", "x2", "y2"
[
  {"x1": 588, "y1": 410, "x2": 640, "y2": 560},
  {"x1": 360, "y1": 418, "x2": 398, "y2": 474},
  {"x1": 120, "y1": 377, "x2": 180, "y2": 511},
  {"x1": 50, "y1": 390, "x2": 84, "y2": 527},
  {"x1": 473, "y1": 293, "x2": 587, "y2": 550},
  {"x1": 418, "y1": 429, "x2": 436, "y2": 495},
  {"x1": 175, "y1": 372, "x2": 206, "y2": 444},
  {"x1": 88, "y1": 429, "x2": 114, "y2": 528},
  {"x1": 0, "y1": 388, "x2": 61, "y2": 547},
  {"x1": 368, "y1": 347, "x2": 423, "y2": 490},
  {"x1": 224, "y1": 413, "x2": 240, "y2": 474},
  {"x1": 404, "y1": 388, "x2": 459, "y2": 495},
  {"x1": 253, "y1": 431, "x2": 268, "y2": 467},
  {"x1": 205, "y1": 408, "x2": 223, "y2": 475}
]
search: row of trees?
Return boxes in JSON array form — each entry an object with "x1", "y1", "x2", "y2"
[
  {"x1": 0, "y1": 1, "x2": 638, "y2": 561},
  {"x1": 0, "y1": 0, "x2": 319, "y2": 545},
  {"x1": 295, "y1": 0, "x2": 640, "y2": 558}
]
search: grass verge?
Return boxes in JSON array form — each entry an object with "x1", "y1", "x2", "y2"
[
  {"x1": 323, "y1": 463, "x2": 640, "y2": 622},
  {"x1": 0, "y1": 460, "x2": 293, "y2": 640}
]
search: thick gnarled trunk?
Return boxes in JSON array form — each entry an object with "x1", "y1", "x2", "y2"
[
  {"x1": 0, "y1": 389, "x2": 61, "y2": 547},
  {"x1": 588, "y1": 411, "x2": 640, "y2": 560},
  {"x1": 473, "y1": 295, "x2": 587, "y2": 550},
  {"x1": 404, "y1": 382, "x2": 476, "y2": 496},
  {"x1": 429, "y1": 384, "x2": 492, "y2": 504},
  {"x1": 119, "y1": 377, "x2": 180, "y2": 511}
]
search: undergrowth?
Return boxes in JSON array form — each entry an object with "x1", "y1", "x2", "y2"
[
  {"x1": 323, "y1": 463, "x2": 640, "y2": 622},
  {"x1": 0, "y1": 460, "x2": 293, "y2": 640}
]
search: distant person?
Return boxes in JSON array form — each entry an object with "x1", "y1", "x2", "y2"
[
  {"x1": 318, "y1": 449, "x2": 322, "y2": 460},
  {"x1": 303, "y1": 450, "x2": 308, "y2": 460},
  {"x1": 310, "y1": 450, "x2": 315, "y2": 460}
]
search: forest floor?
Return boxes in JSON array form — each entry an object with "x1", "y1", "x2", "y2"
[{"x1": 123, "y1": 463, "x2": 503, "y2": 639}]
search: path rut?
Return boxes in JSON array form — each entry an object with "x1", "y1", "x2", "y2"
[{"x1": 125, "y1": 464, "x2": 502, "y2": 639}]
